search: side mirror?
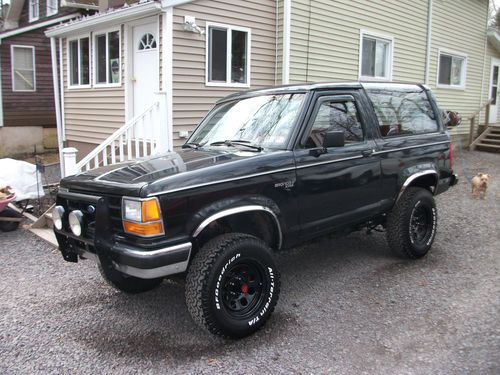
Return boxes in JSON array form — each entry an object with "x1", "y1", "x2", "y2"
[{"x1": 323, "y1": 131, "x2": 345, "y2": 148}]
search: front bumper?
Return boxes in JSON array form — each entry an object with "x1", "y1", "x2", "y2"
[{"x1": 54, "y1": 190, "x2": 192, "y2": 279}]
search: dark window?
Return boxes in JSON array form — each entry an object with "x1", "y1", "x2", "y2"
[
  {"x1": 231, "y1": 30, "x2": 247, "y2": 83},
  {"x1": 69, "y1": 40, "x2": 79, "y2": 86},
  {"x1": 96, "y1": 34, "x2": 107, "y2": 84},
  {"x1": 80, "y1": 38, "x2": 90, "y2": 85},
  {"x1": 438, "y1": 53, "x2": 466, "y2": 86},
  {"x1": 95, "y1": 31, "x2": 120, "y2": 85},
  {"x1": 305, "y1": 100, "x2": 364, "y2": 148},
  {"x1": 361, "y1": 35, "x2": 391, "y2": 79},
  {"x1": 209, "y1": 28, "x2": 227, "y2": 82},
  {"x1": 366, "y1": 88, "x2": 438, "y2": 137},
  {"x1": 208, "y1": 25, "x2": 249, "y2": 85}
]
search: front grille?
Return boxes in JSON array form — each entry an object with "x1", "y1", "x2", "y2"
[
  {"x1": 58, "y1": 193, "x2": 123, "y2": 240},
  {"x1": 107, "y1": 196, "x2": 124, "y2": 235}
]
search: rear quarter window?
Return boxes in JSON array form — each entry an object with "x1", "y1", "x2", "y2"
[{"x1": 366, "y1": 88, "x2": 438, "y2": 137}]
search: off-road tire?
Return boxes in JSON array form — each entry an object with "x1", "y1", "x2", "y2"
[
  {"x1": 185, "y1": 233, "x2": 280, "y2": 338},
  {"x1": 386, "y1": 187, "x2": 438, "y2": 259},
  {"x1": 98, "y1": 256, "x2": 163, "y2": 294}
]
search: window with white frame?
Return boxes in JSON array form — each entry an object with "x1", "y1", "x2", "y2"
[
  {"x1": 207, "y1": 23, "x2": 250, "y2": 86},
  {"x1": 94, "y1": 30, "x2": 120, "y2": 85},
  {"x1": 29, "y1": 0, "x2": 39, "y2": 22},
  {"x1": 360, "y1": 31, "x2": 393, "y2": 80},
  {"x1": 11, "y1": 46, "x2": 36, "y2": 92},
  {"x1": 47, "y1": 0, "x2": 58, "y2": 17},
  {"x1": 68, "y1": 37, "x2": 90, "y2": 87},
  {"x1": 438, "y1": 51, "x2": 467, "y2": 88}
]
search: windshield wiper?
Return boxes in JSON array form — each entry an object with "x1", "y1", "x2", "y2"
[
  {"x1": 209, "y1": 140, "x2": 263, "y2": 152},
  {"x1": 182, "y1": 142, "x2": 201, "y2": 149}
]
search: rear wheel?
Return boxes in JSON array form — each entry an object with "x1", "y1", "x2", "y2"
[
  {"x1": 98, "y1": 256, "x2": 163, "y2": 294},
  {"x1": 386, "y1": 187, "x2": 438, "y2": 259},
  {"x1": 185, "y1": 233, "x2": 280, "y2": 338}
]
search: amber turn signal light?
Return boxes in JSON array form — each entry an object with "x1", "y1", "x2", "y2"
[
  {"x1": 142, "y1": 199, "x2": 161, "y2": 222},
  {"x1": 123, "y1": 221, "x2": 164, "y2": 237}
]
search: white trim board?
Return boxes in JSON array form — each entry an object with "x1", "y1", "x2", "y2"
[
  {"x1": 282, "y1": 0, "x2": 291, "y2": 84},
  {"x1": 0, "y1": 13, "x2": 80, "y2": 40},
  {"x1": 45, "y1": 2, "x2": 162, "y2": 37}
]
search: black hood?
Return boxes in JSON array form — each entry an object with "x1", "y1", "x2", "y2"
[{"x1": 60, "y1": 148, "x2": 291, "y2": 197}]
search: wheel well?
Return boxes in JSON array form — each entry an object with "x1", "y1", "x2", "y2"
[
  {"x1": 193, "y1": 211, "x2": 280, "y2": 251},
  {"x1": 407, "y1": 174, "x2": 438, "y2": 194}
]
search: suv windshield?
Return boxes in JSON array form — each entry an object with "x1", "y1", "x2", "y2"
[{"x1": 188, "y1": 93, "x2": 306, "y2": 149}]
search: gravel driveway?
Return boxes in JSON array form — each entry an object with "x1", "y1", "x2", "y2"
[{"x1": 1, "y1": 150, "x2": 499, "y2": 375}]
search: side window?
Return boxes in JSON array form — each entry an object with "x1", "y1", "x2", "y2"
[
  {"x1": 366, "y1": 89, "x2": 438, "y2": 137},
  {"x1": 305, "y1": 100, "x2": 364, "y2": 148}
]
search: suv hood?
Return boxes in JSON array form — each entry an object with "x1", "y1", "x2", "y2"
[{"x1": 60, "y1": 148, "x2": 286, "y2": 196}]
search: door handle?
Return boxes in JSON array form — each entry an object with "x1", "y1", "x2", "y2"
[{"x1": 362, "y1": 149, "x2": 375, "y2": 157}]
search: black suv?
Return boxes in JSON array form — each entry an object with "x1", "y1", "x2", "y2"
[{"x1": 53, "y1": 82, "x2": 457, "y2": 338}]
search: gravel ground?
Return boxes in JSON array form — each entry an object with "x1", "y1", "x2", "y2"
[{"x1": 0, "y1": 150, "x2": 499, "y2": 375}]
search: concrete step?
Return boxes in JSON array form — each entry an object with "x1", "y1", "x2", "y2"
[{"x1": 29, "y1": 228, "x2": 58, "y2": 247}]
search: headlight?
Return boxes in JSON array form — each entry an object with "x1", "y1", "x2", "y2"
[
  {"x1": 68, "y1": 210, "x2": 83, "y2": 236},
  {"x1": 52, "y1": 205, "x2": 65, "y2": 230},
  {"x1": 122, "y1": 197, "x2": 164, "y2": 237}
]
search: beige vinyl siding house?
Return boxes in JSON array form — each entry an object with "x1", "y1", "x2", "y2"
[
  {"x1": 171, "y1": 0, "x2": 277, "y2": 147},
  {"x1": 428, "y1": 0, "x2": 492, "y2": 134},
  {"x1": 288, "y1": 0, "x2": 429, "y2": 83},
  {"x1": 46, "y1": 0, "x2": 497, "y2": 175}
]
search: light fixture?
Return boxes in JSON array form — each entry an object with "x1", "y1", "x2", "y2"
[{"x1": 68, "y1": 210, "x2": 84, "y2": 237}]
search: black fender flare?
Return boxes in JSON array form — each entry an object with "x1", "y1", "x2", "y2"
[
  {"x1": 186, "y1": 195, "x2": 283, "y2": 249},
  {"x1": 396, "y1": 164, "x2": 439, "y2": 202}
]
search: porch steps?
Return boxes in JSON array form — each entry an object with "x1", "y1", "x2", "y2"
[{"x1": 470, "y1": 126, "x2": 500, "y2": 153}]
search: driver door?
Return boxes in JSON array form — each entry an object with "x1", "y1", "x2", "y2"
[{"x1": 294, "y1": 91, "x2": 382, "y2": 238}]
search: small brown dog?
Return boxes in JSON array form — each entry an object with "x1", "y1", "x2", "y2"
[{"x1": 471, "y1": 173, "x2": 490, "y2": 199}]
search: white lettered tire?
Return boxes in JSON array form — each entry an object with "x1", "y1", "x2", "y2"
[{"x1": 185, "y1": 233, "x2": 280, "y2": 338}]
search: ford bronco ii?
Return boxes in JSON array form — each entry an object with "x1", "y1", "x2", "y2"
[{"x1": 53, "y1": 82, "x2": 457, "y2": 338}]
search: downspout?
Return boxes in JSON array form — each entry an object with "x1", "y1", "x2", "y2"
[
  {"x1": 50, "y1": 37, "x2": 64, "y2": 177},
  {"x1": 424, "y1": 0, "x2": 433, "y2": 85},
  {"x1": 282, "y1": 0, "x2": 291, "y2": 84},
  {"x1": 0, "y1": 41, "x2": 4, "y2": 128},
  {"x1": 479, "y1": 2, "x2": 490, "y2": 109},
  {"x1": 161, "y1": 6, "x2": 174, "y2": 151}
]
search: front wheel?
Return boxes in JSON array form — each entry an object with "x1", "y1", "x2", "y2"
[
  {"x1": 185, "y1": 233, "x2": 280, "y2": 338},
  {"x1": 386, "y1": 187, "x2": 438, "y2": 259}
]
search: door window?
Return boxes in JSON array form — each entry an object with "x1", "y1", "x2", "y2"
[
  {"x1": 305, "y1": 100, "x2": 364, "y2": 148},
  {"x1": 491, "y1": 66, "x2": 498, "y2": 105}
]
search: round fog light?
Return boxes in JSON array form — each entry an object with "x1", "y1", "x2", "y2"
[
  {"x1": 52, "y1": 205, "x2": 65, "y2": 230},
  {"x1": 68, "y1": 210, "x2": 83, "y2": 236}
]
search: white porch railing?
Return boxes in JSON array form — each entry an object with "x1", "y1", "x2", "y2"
[{"x1": 69, "y1": 93, "x2": 168, "y2": 175}]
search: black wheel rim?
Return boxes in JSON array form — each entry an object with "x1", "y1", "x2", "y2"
[
  {"x1": 409, "y1": 204, "x2": 433, "y2": 245},
  {"x1": 220, "y1": 260, "x2": 267, "y2": 320}
]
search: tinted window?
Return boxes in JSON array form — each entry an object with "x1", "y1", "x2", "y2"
[
  {"x1": 305, "y1": 100, "x2": 363, "y2": 148},
  {"x1": 366, "y1": 89, "x2": 438, "y2": 137}
]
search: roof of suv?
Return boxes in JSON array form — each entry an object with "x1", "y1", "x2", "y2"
[{"x1": 218, "y1": 82, "x2": 428, "y2": 103}]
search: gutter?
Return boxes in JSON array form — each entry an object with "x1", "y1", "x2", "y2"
[
  {"x1": 0, "y1": 13, "x2": 80, "y2": 40},
  {"x1": 45, "y1": 1, "x2": 162, "y2": 37}
]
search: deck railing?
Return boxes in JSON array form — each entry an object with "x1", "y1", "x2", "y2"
[{"x1": 65, "y1": 93, "x2": 168, "y2": 175}]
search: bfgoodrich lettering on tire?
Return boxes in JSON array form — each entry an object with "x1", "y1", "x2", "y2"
[
  {"x1": 386, "y1": 187, "x2": 438, "y2": 259},
  {"x1": 185, "y1": 233, "x2": 280, "y2": 338}
]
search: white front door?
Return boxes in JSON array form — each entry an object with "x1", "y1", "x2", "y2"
[
  {"x1": 489, "y1": 58, "x2": 500, "y2": 123},
  {"x1": 132, "y1": 22, "x2": 159, "y2": 119}
]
